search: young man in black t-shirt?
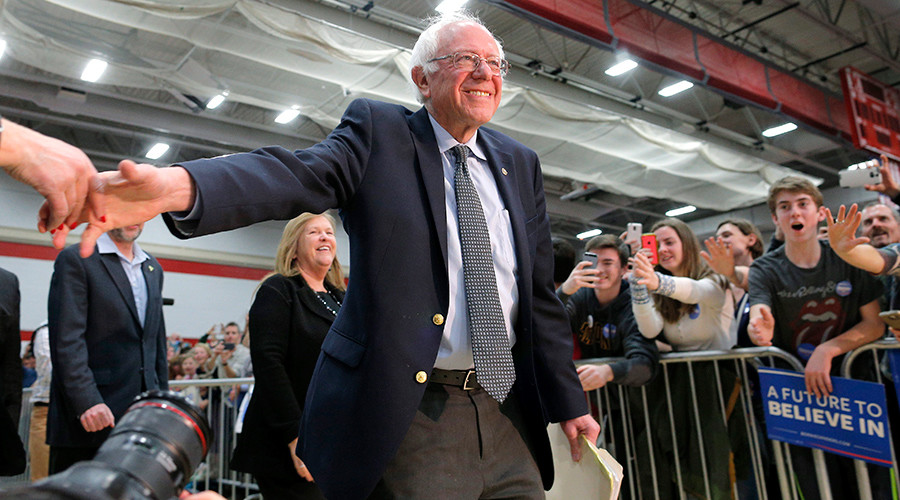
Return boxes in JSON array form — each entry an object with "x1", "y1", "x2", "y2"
[{"x1": 748, "y1": 176, "x2": 887, "y2": 499}]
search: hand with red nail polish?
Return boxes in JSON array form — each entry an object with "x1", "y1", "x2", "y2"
[
  {"x1": 0, "y1": 118, "x2": 102, "y2": 238},
  {"x1": 75, "y1": 160, "x2": 196, "y2": 258}
]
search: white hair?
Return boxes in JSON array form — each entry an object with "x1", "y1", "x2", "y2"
[{"x1": 408, "y1": 11, "x2": 504, "y2": 104}]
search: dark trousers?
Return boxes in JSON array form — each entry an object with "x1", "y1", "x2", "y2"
[
  {"x1": 370, "y1": 383, "x2": 544, "y2": 500},
  {"x1": 48, "y1": 445, "x2": 98, "y2": 474}
]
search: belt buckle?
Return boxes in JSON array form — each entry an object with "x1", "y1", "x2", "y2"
[{"x1": 462, "y1": 370, "x2": 476, "y2": 390}]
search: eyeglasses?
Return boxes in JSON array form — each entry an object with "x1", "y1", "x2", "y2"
[{"x1": 428, "y1": 52, "x2": 509, "y2": 76}]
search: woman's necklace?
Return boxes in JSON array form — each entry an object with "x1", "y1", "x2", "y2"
[{"x1": 315, "y1": 290, "x2": 342, "y2": 316}]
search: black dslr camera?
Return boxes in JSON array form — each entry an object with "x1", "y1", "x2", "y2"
[{"x1": 1, "y1": 390, "x2": 211, "y2": 500}]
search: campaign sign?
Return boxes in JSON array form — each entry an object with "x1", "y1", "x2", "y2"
[{"x1": 758, "y1": 367, "x2": 892, "y2": 466}]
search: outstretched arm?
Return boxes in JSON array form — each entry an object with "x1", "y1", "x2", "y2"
[
  {"x1": 825, "y1": 204, "x2": 884, "y2": 274},
  {"x1": 0, "y1": 118, "x2": 104, "y2": 235},
  {"x1": 51, "y1": 160, "x2": 197, "y2": 257},
  {"x1": 747, "y1": 304, "x2": 774, "y2": 346},
  {"x1": 701, "y1": 236, "x2": 749, "y2": 290}
]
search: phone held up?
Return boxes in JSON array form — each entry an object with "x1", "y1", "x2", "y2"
[
  {"x1": 839, "y1": 160, "x2": 882, "y2": 188},
  {"x1": 626, "y1": 223, "x2": 642, "y2": 244},
  {"x1": 583, "y1": 251, "x2": 598, "y2": 268},
  {"x1": 641, "y1": 234, "x2": 659, "y2": 265}
]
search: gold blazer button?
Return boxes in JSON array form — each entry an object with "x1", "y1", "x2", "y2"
[
  {"x1": 415, "y1": 371, "x2": 428, "y2": 384},
  {"x1": 432, "y1": 314, "x2": 445, "y2": 326}
]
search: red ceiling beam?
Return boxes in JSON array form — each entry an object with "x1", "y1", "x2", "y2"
[{"x1": 498, "y1": 0, "x2": 851, "y2": 141}]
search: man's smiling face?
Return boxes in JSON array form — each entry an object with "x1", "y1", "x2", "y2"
[
  {"x1": 860, "y1": 204, "x2": 900, "y2": 248},
  {"x1": 415, "y1": 22, "x2": 503, "y2": 142}
]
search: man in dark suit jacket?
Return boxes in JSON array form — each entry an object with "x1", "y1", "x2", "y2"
[
  {"x1": 0, "y1": 267, "x2": 21, "y2": 426},
  {"x1": 0, "y1": 266, "x2": 25, "y2": 476},
  {"x1": 75, "y1": 12, "x2": 598, "y2": 499},
  {"x1": 47, "y1": 223, "x2": 167, "y2": 473}
]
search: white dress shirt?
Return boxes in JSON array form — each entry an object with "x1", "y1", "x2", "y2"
[
  {"x1": 97, "y1": 233, "x2": 150, "y2": 327},
  {"x1": 429, "y1": 115, "x2": 519, "y2": 370}
]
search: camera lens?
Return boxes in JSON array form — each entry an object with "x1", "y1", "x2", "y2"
[
  {"x1": 9, "y1": 390, "x2": 212, "y2": 500},
  {"x1": 93, "y1": 390, "x2": 212, "y2": 498}
]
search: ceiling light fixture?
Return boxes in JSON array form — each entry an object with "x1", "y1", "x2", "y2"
[
  {"x1": 275, "y1": 105, "x2": 301, "y2": 124},
  {"x1": 665, "y1": 205, "x2": 697, "y2": 217},
  {"x1": 81, "y1": 59, "x2": 108, "y2": 83},
  {"x1": 605, "y1": 59, "x2": 637, "y2": 77},
  {"x1": 762, "y1": 122, "x2": 798, "y2": 138},
  {"x1": 145, "y1": 143, "x2": 170, "y2": 160},
  {"x1": 658, "y1": 80, "x2": 693, "y2": 97},
  {"x1": 206, "y1": 91, "x2": 228, "y2": 110},
  {"x1": 576, "y1": 228, "x2": 603, "y2": 240},
  {"x1": 436, "y1": 0, "x2": 467, "y2": 13}
]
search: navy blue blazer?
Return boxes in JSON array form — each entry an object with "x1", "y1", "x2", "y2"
[
  {"x1": 47, "y1": 244, "x2": 168, "y2": 447},
  {"x1": 166, "y1": 99, "x2": 587, "y2": 499}
]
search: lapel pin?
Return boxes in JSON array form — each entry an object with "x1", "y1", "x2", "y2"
[
  {"x1": 501, "y1": 168, "x2": 508, "y2": 176},
  {"x1": 148, "y1": 265, "x2": 154, "y2": 272}
]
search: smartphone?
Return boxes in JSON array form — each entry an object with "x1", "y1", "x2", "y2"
[
  {"x1": 839, "y1": 164, "x2": 882, "y2": 188},
  {"x1": 879, "y1": 310, "x2": 900, "y2": 329},
  {"x1": 582, "y1": 251, "x2": 598, "y2": 267},
  {"x1": 223, "y1": 343, "x2": 236, "y2": 350},
  {"x1": 626, "y1": 223, "x2": 642, "y2": 244},
  {"x1": 641, "y1": 234, "x2": 659, "y2": 265}
]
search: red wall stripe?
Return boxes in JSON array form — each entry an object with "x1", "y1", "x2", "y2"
[{"x1": 0, "y1": 241, "x2": 269, "y2": 280}]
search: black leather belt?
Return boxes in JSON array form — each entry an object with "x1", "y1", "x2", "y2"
[{"x1": 430, "y1": 368, "x2": 480, "y2": 390}]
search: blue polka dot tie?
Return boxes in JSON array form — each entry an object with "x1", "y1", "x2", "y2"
[{"x1": 452, "y1": 144, "x2": 515, "y2": 403}]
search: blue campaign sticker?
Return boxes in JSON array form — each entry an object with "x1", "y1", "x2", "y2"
[
  {"x1": 797, "y1": 343, "x2": 816, "y2": 361},
  {"x1": 602, "y1": 323, "x2": 615, "y2": 339},
  {"x1": 835, "y1": 280, "x2": 852, "y2": 297},
  {"x1": 689, "y1": 304, "x2": 701, "y2": 319},
  {"x1": 759, "y1": 367, "x2": 892, "y2": 467}
]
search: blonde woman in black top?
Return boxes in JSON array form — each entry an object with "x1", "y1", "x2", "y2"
[{"x1": 231, "y1": 213, "x2": 345, "y2": 500}]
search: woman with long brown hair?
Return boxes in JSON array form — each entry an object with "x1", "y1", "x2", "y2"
[
  {"x1": 230, "y1": 212, "x2": 345, "y2": 500},
  {"x1": 629, "y1": 218, "x2": 748, "y2": 500},
  {"x1": 630, "y1": 218, "x2": 735, "y2": 350}
]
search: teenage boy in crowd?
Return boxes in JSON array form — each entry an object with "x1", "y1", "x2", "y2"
[
  {"x1": 556, "y1": 234, "x2": 659, "y2": 391},
  {"x1": 747, "y1": 176, "x2": 887, "y2": 499}
]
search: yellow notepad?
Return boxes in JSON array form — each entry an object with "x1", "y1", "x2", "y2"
[{"x1": 546, "y1": 423, "x2": 624, "y2": 500}]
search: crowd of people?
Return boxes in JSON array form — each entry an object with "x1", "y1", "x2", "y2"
[
  {"x1": 0, "y1": 7, "x2": 899, "y2": 500},
  {"x1": 551, "y1": 167, "x2": 900, "y2": 499}
]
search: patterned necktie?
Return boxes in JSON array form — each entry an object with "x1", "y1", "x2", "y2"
[{"x1": 452, "y1": 144, "x2": 516, "y2": 403}]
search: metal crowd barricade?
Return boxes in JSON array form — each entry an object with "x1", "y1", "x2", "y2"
[
  {"x1": 169, "y1": 376, "x2": 260, "y2": 499},
  {"x1": 840, "y1": 337, "x2": 900, "y2": 500},
  {"x1": 577, "y1": 346, "x2": 828, "y2": 500},
  {"x1": 15, "y1": 344, "x2": 898, "y2": 499}
]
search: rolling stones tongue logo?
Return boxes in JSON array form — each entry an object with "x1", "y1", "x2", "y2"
[{"x1": 789, "y1": 297, "x2": 842, "y2": 357}]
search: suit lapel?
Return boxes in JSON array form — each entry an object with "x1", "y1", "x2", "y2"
[
  {"x1": 100, "y1": 253, "x2": 140, "y2": 325},
  {"x1": 479, "y1": 131, "x2": 530, "y2": 288},
  {"x1": 141, "y1": 259, "x2": 159, "y2": 331},
  {"x1": 408, "y1": 107, "x2": 448, "y2": 274}
]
